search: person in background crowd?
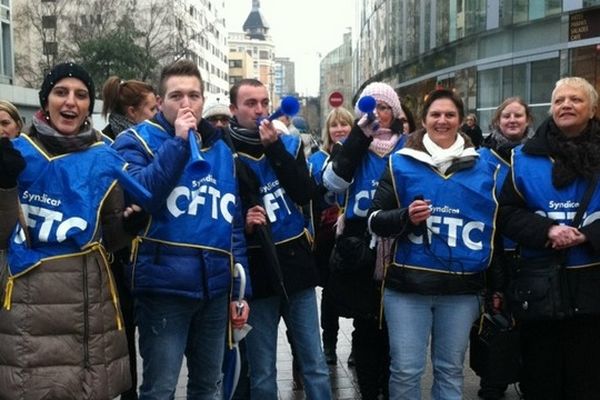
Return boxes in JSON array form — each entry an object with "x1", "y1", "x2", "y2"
[
  {"x1": 227, "y1": 78, "x2": 332, "y2": 399},
  {"x1": 477, "y1": 96, "x2": 535, "y2": 400},
  {"x1": 0, "y1": 62, "x2": 132, "y2": 399},
  {"x1": 100, "y1": 75, "x2": 158, "y2": 400},
  {"x1": 498, "y1": 77, "x2": 600, "y2": 400},
  {"x1": 322, "y1": 81, "x2": 407, "y2": 399},
  {"x1": 203, "y1": 94, "x2": 232, "y2": 129},
  {"x1": 461, "y1": 112, "x2": 483, "y2": 148},
  {"x1": 400, "y1": 102, "x2": 416, "y2": 134},
  {"x1": 101, "y1": 76, "x2": 157, "y2": 140},
  {"x1": 112, "y1": 59, "x2": 250, "y2": 399},
  {"x1": 368, "y1": 89, "x2": 498, "y2": 400},
  {"x1": 307, "y1": 106, "x2": 353, "y2": 366},
  {"x1": 0, "y1": 100, "x2": 23, "y2": 139}
]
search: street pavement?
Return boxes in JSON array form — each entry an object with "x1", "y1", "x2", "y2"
[{"x1": 136, "y1": 288, "x2": 522, "y2": 399}]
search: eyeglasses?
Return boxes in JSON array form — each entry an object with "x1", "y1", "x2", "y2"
[
  {"x1": 398, "y1": 118, "x2": 408, "y2": 124},
  {"x1": 376, "y1": 104, "x2": 392, "y2": 112},
  {"x1": 207, "y1": 116, "x2": 230, "y2": 123}
]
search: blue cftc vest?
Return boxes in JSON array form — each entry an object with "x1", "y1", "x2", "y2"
[
  {"x1": 129, "y1": 121, "x2": 237, "y2": 255},
  {"x1": 238, "y1": 135, "x2": 306, "y2": 244},
  {"x1": 343, "y1": 138, "x2": 405, "y2": 220},
  {"x1": 390, "y1": 153, "x2": 498, "y2": 274},
  {"x1": 8, "y1": 135, "x2": 126, "y2": 276},
  {"x1": 479, "y1": 147, "x2": 516, "y2": 251},
  {"x1": 512, "y1": 146, "x2": 600, "y2": 268}
]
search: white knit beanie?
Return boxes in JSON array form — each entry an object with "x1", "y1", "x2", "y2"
[
  {"x1": 355, "y1": 82, "x2": 402, "y2": 119},
  {"x1": 202, "y1": 95, "x2": 232, "y2": 119}
]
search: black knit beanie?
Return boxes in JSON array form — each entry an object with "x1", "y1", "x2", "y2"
[{"x1": 39, "y1": 62, "x2": 95, "y2": 115}]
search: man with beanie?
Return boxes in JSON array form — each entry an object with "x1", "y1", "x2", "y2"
[
  {"x1": 227, "y1": 78, "x2": 332, "y2": 399},
  {"x1": 202, "y1": 95, "x2": 232, "y2": 129},
  {"x1": 112, "y1": 59, "x2": 250, "y2": 399},
  {"x1": 322, "y1": 81, "x2": 406, "y2": 398}
]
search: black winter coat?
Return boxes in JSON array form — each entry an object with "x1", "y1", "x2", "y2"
[{"x1": 498, "y1": 117, "x2": 600, "y2": 315}]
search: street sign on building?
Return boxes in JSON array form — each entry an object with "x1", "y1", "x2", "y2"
[{"x1": 328, "y1": 91, "x2": 344, "y2": 108}]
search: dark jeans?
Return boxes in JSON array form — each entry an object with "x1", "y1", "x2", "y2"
[
  {"x1": 520, "y1": 316, "x2": 600, "y2": 400},
  {"x1": 353, "y1": 317, "x2": 390, "y2": 399}
]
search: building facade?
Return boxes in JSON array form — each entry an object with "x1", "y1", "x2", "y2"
[
  {"x1": 354, "y1": 0, "x2": 600, "y2": 133},
  {"x1": 0, "y1": 0, "x2": 13, "y2": 84},
  {"x1": 274, "y1": 56, "x2": 296, "y2": 98},
  {"x1": 319, "y1": 30, "x2": 353, "y2": 122}
]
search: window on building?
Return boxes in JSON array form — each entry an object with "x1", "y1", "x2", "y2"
[
  {"x1": 43, "y1": 41, "x2": 57, "y2": 56},
  {"x1": 259, "y1": 50, "x2": 269, "y2": 60},
  {"x1": 42, "y1": 15, "x2": 57, "y2": 29}
]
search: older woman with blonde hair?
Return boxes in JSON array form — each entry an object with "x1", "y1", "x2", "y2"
[
  {"x1": 0, "y1": 100, "x2": 23, "y2": 139},
  {"x1": 499, "y1": 76, "x2": 600, "y2": 399}
]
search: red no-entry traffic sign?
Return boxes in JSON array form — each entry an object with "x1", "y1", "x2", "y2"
[{"x1": 328, "y1": 91, "x2": 344, "y2": 108}]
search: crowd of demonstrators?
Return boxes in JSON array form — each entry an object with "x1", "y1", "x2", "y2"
[
  {"x1": 0, "y1": 62, "x2": 132, "y2": 399},
  {"x1": 498, "y1": 77, "x2": 600, "y2": 399},
  {"x1": 226, "y1": 78, "x2": 332, "y2": 399},
  {"x1": 0, "y1": 100, "x2": 23, "y2": 139},
  {"x1": 307, "y1": 106, "x2": 353, "y2": 365},
  {"x1": 112, "y1": 60, "x2": 250, "y2": 399},
  {"x1": 322, "y1": 81, "x2": 407, "y2": 399},
  {"x1": 476, "y1": 96, "x2": 535, "y2": 400},
  {"x1": 461, "y1": 112, "x2": 484, "y2": 148},
  {"x1": 368, "y1": 89, "x2": 497, "y2": 400},
  {"x1": 203, "y1": 94, "x2": 232, "y2": 129}
]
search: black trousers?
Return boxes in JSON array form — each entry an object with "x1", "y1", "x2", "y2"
[
  {"x1": 520, "y1": 315, "x2": 600, "y2": 400},
  {"x1": 353, "y1": 317, "x2": 390, "y2": 399},
  {"x1": 321, "y1": 285, "x2": 340, "y2": 347}
]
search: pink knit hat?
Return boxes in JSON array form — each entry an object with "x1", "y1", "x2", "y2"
[{"x1": 355, "y1": 82, "x2": 402, "y2": 119}]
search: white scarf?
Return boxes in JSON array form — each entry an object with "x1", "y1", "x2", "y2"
[{"x1": 400, "y1": 133, "x2": 478, "y2": 174}]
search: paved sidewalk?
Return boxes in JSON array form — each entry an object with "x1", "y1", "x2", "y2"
[{"x1": 137, "y1": 288, "x2": 522, "y2": 399}]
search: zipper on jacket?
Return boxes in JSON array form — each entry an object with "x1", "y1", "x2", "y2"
[{"x1": 82, "y1": 257, "x2": 90, "y2": 369}]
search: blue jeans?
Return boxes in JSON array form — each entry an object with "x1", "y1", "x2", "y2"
[
  {"x1": 245, "y1": 288, "x2": 332, "y2": 399},
  {"x1": 384, "y1": 290, "x2": 480, "y2": 400},
  {"x1": 135, "y1": 293, "x2": 229, "y2": 400}
]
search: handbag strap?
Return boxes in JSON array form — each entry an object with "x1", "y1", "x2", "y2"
[{"x1": 571, "y1": 175, "x2": 599, "y2": 228}]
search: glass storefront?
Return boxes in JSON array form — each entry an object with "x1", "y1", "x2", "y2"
[{"x1": 355, "y1": 1, "x2": 600, "y2": 134}]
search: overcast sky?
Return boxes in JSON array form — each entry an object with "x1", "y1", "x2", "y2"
[{"x1": 224, "y1": 0, "x2": 356, "y2": 97}]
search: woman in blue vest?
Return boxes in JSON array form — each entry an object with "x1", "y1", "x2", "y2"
[
  {"x1": 323, "y1": 81, "x2": 407, "y2": 399},
  {"x1": 477, "y1": 97, "x2": 535, "y2": 400},
  {"x1": 367, "y1": 88, "x2": 498, "y2": 400},
  {"x1": 0, "y1": 62, "x2": 131, "y2": 399},
  {"x1": 498, "y1": 77, "x2": 600, "y2": 399},
  {"x1": 307, "y1": 106, "x2": 353, "y2": 365}
]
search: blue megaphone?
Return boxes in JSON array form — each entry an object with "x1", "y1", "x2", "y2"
[
  {"x1": 357, "y1": 95, "x2": 379, "y2": 131},
  {"x1": 257, "y1": 96, "x2": 300, "y2": 125},
  {"x1": 115, "y1": 168, "x2": 152, "y2": 208},
  {"x1": 188, "y1": 129, "x2": 211, "y2": 176}
]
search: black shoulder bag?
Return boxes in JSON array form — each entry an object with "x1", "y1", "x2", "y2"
[{"x1": 506, "y1": 176, "x2": 599, "y2": 321}]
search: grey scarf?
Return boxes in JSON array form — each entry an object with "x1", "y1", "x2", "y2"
[
  {"x1": 108, "y1": 112, "x2": 134, "y2": 137},
  {"x1": 32, "y1": 111, "x2": 98, "y2": 155}
]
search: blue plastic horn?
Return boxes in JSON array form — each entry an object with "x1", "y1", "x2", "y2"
[
  {"x1": 188, "y1": 129, "x2": 211, "y2": 176},
  {"x1": 257, "y1": 96, "x2": 301, "y2": 125},
  {"x1": 115, "y1": 168, "x2": 152, "y2": 207},
  {"x1": 357, "y1": 95, "x2": 379, "y2": 131}
]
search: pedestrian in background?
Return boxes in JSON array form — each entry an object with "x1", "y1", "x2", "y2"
[
  {"x1": 0, "y1": 62, "x2": 132, "y2": 399},
  {"x1": 100, "y1": 74, "x2": 158, "y2": 400},
  {"x1": 227, "y1": 78, "x2": 332, "y2": 399},
  {"x1": 101, "y1": 76, "x2": 157, "y2": 139},
  {"x1": 323, "y1": 81, "x2": 407, "y2": 399},
  {"x1": 477, "y1": 96, "x2": 535, "y2": 400},
  {"x1": 400, "y1": 102, "x2": 416, "y2": 134},
  {"x1": 112, "y1": 59, "x2": 250, "y2": 399},
  {"x1": 203, "y1": 94, "x2": 232, "y2": 129},
  {"x1": 462, "y1": 112, "x2": 483, "y2": 148},
  {"x1": 498, "y1": 77, "x2": 600, "y2": 399},
  {"x1": 0, "y1": 100, "x2": 23, "y2": 139},
  {"x1": 368, "y1": 88, "x2": 498, "y2": 400},
  {"x1": 308, "y1": 106, "x2": 353, "y2": 365}
]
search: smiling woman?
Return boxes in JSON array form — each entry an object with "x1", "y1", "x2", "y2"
[{"x1": 0, "y1": 62, "x2": 133, "y2": 399}]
